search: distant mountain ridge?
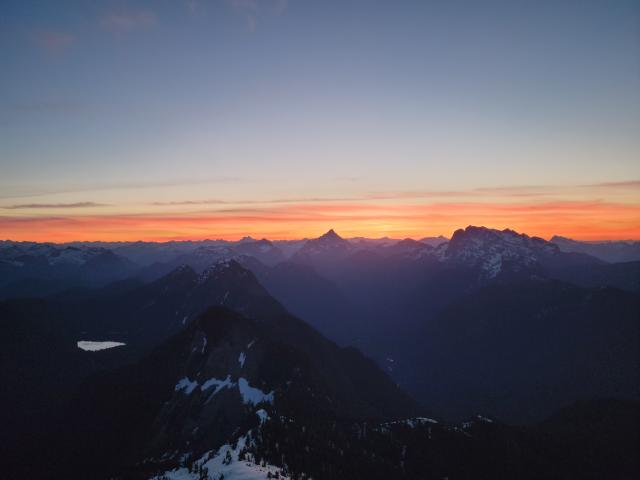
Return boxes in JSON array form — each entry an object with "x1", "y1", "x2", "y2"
[
  {"x1": 4, "y1": 228, "x2": 637, "y2": 265},
  {"x1": 2, "y1": 226, "x2": 639, "y2": 424},
  {"x1": 1, "y1": 227, "x2": 639, "y2": 478},
  {"x1": 551, "y1": 235, "x2": 640, "y2": 263},
  {"x1": 4, "y1": 228, "x2": 637, "y2": 287},
  {"x1": 0, "y1": 241, "x2": 137, "y2": 299}
]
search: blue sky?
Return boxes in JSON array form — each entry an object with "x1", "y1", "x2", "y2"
[{"x1": 0, "y1": 0, "x2": 639, "y2": 240}]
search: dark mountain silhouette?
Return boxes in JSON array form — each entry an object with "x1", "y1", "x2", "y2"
[
  {"x1": 34, "y1": 306, "x2": 639, "y2": 480},
  {"x1": 1, "y1": 262, "x2": 416, "y2": 478},
  {"x1": 1, "y1": 226, "x2": 638, "y2": 478},
  {"x1": 411, "y1": 279, "x2": 640, "y2": 423}
]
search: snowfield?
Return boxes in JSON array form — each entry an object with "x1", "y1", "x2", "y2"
[
  {"x1": 238, "y1": 378, "x2": 274, "y2": 406},
  {"x1": 77, "y1": 340, "x2": 126, "y2": 351},
  {"x1": 151, "y1": 432, "x2": 291, "y2": 480}
]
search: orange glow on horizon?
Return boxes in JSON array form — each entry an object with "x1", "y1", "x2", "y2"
[{"x1": 1, "y1": 200, "x2": 639, "y2": 243}]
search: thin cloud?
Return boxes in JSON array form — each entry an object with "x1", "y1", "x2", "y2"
[
  {"x1": 2, "y1": 200, "x2": 639, "y2": 242},
  {"x1": 152, "y1": 199, "x2": 229, "y2": 206},
  {"x1": 2, "y1": 202, "x2": 108, "y2": 210},
  {"x1": 151, "y1": 196, "x2": 355, "y2": 206},
  {"x1": 148, "y1": 180, "x2": 640, "y2": 209},
  {"x1": 32, "y1": 30, "x2": 75, "y2": 53},
  {"x1": 101, "y1": 10, "x2": 157, "y2": 33},
  {"x1": 584, "y1": 180, "x2": 640, "y2": 189},
  {"x1": 144, "y1": 187, "x2": 580, "y2": 208},
  {"x1": 6, "y1": 100, "x2": 84, "y2": 114},
  {"x1": 472, "y1": 185, "x2": 556, "y2": 195},
  {"x1": 0, "y1": 177, "x2": 243, "y2": 200},
  {"x1": 226, "y1": 0, "x2": 287, "y2": 32}
]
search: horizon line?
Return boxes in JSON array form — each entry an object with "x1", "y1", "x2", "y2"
[{"x1": 2, "y1": 226, "x2": 638, "y2": 245}]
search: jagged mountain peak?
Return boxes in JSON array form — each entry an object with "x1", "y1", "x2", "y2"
[
  {"x1": 445, "y1": 226, "x2": 561, "y2": 279},
  {"x1": 318, "y1": 228, "x2": 343, "y2": 241},
  {"x1": 290, "y1": 229, "x2": 354, "y2": 268},
  {"x1": 306, "y1": 229, "x2": 350, "y2": 248}
]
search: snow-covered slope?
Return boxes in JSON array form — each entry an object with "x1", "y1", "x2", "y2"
[{"x1": 442, "y1": 226, "x2": 598, "y2": 279}]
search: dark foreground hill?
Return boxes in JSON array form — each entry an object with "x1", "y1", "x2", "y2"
[{"x1": 17, "y1": 306, "x2": 639, "y2": 480}]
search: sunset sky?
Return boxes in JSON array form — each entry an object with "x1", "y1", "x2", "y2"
[{"x1": 1, "y1": 0, "x2": 639, "y2": 242}]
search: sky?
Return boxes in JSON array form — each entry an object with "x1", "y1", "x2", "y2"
[{"x1": 1, "y1": 0, "x2": 639, "y2": 242}]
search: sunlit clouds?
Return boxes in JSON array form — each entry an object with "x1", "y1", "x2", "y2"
[{"x1": 1, "y1": 181, "x2": 638, "y2": 242}]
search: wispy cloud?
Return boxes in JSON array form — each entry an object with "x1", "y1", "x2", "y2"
[
  {"x1": 101, "y1": 10, "x2": 157, "y2": 33},
  {"x1": 151, "y1": 196, "x2": 354, "y2": 206},
  {"x1": 2, "y1": 202, "x2": 108, "y2": 210},
  {"x1": 584, "y1": 180, "x2": 640, "y2": 189},
  {"x1": 147, "y1": 180, "x2": 640, "y2": 209},
  {"x1": 225, "y1": 0, "x2": 288, "y2": 31},
  {"x1": 0, "y1": 177, "x2": 242, "y2": 200},
  {"x1": 5, "y1": 100, "x2": 84, "y2": 114},
  {"x1": 2, "y1": 200, "x2": 639, "y2": 242},
  {"x1": 32, "y1": 30, "x2": 75, "y2": 53}
]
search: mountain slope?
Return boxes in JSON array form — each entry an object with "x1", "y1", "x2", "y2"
[
  {"x1": 1, "y1": 261, "x2": 417, "y2": 478},
  {"x1": 238, "y1": 256, "x2": 361, "y2": 344},
  {"x1": 56, "y1": 305, "x2": 640, "y2": 480},
  {"x1": 59, "y1": 305, "x2": 417, "y2": 478},
  {"x1": 412, "y1": 279, "x2": 640, "y2": 423}
]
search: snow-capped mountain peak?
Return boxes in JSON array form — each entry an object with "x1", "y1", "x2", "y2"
[{"x1": 444, "y1": 226, "x2": 559, "y2": 278}]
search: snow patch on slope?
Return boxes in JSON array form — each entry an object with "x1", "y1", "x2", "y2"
[
  {"x1": 202, "y1": 375, "x2": 236, "y2": 403},
  {"x1": 238, "y1": 378, "x2": 274, "y2": 406},
  {"x1": 173, "y1": 376, "x2": 273, "y2": 407},
  {"x1": 175, "y1": 377, "x2": 199, "y2": 395},
  {"x1": 255, "y1": 409, "x2": 269, "y2": 424}
]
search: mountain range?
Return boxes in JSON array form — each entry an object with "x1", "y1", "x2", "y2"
[{"x1": 1, "y1": 226, "x2": 638, "y2": 478}]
